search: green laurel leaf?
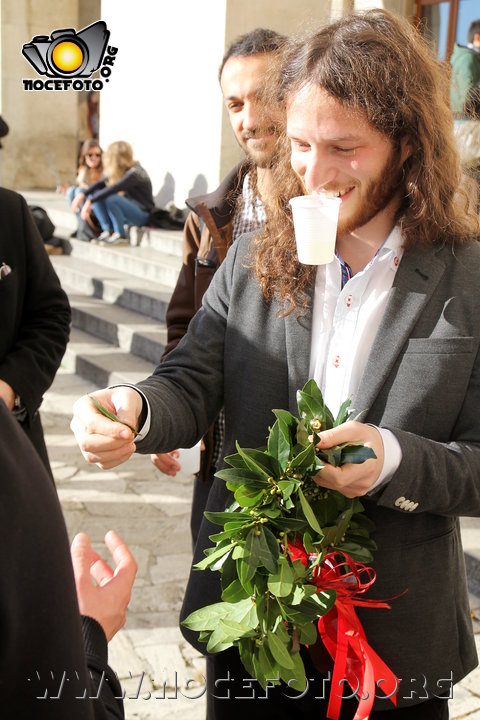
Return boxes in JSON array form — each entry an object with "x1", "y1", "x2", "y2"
[
  {"x1": 298, "y1": 487, "x2": 323, "y2": 534},
  {"x1": 267, "y1": 418, "x2": 292, "y2": 469},
  {"x1": 88, "y1": 395, "x2": 141, "y2": 436},
  {"x1": 267, "y1": 630, "x2": 295, "y2": 669},
  {"x1": 267, "y1": 555, "x2": 294, "y2": 597},
  {"x1": 339, "y1": 442, "x2": 377, "y2": 465},
  {"x1": 194, "y1": 542, "x2": 232, "y2": 570},
  {"x1": 279, "y1": 649, "x2": 307, "y2": 692}
]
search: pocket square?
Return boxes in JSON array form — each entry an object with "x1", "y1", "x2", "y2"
[{"x1": 0, "y1": 262, "x2": 12, "y2": 279}]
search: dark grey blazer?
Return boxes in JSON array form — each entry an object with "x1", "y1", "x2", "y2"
[{"x1": 136, "y1": 232, "x2": 480, "y2": 708}]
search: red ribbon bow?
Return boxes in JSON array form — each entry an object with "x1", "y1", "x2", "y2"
[{"x1": 288, "y1": 539, "x2": 401, "y2": 720}]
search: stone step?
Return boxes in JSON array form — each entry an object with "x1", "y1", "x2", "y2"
[
  {"x1": 50, "y1": 254, "x2": 172, "y2": 322},
  {"x1": 65, "y1": 236, "x2": 183, "y2": 288},
  {"x1": 65, "y1": 287, "x2": 167, "y2": 365},
  {"x1": 63, "y1": 326, "x2": 156, "y2": 388},
  {"x1": 48, "y1": 206, "x2": 78, "y2": 234},
  {"x1": 23, "y1": 190, "x2": 185, "y2": 257}
]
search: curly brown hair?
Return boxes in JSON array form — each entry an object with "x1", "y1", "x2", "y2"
[{"x1": 252, "y1": 9, "x2": 479, "y2": 315}]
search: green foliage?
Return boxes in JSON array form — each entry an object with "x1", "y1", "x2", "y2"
[
  {"x1": 182, "y1": 380, "x2": 376, "y2": 690},
  {"x1": 89, "y1": 395, "x2": 141, "y2": 436}
]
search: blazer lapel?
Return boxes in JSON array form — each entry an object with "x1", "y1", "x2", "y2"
[
  {"x1": 353, "y1": 244, "x2": 447, "y2": 418},
  {"x1": 284, "y1": 288, "x2": 314, "y2": 414}
]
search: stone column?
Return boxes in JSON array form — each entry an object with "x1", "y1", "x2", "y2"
[{"x1": 0, "y1": 0, "x2": 100, "y2": 189}]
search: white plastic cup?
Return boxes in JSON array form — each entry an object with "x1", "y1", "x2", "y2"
[
  {"x1": 289, "y1": 194, "x2": 341, "y2": 265},
  {"x1": 177, "y1": 441, "x2": 202, "y2": 475}
]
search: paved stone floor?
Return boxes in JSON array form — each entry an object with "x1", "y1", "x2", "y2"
[
  {"x1": 42, "y1": 367, "x2": 206, "y2": 719},
  {"x1": 41, "y1": 367, "x2": 480, "y2": 719}
]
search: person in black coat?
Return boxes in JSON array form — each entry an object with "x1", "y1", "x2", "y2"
[
  {"x1": 0, "y1": 399, "x2": 136, "y2": 718},
  {"x1": 0, "y1": 187, "x2": 71, "y2": 476}
]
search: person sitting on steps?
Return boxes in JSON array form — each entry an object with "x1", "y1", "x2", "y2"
[
  {"x1": 73, "y1": 140, "x2": 154, "y2": 246},
  {"x1": 59, "y1": 138, "x2": 104, "y2": 242},
  {"x1": 60, "y1": 138, "x2": 104, "y2": 205}
]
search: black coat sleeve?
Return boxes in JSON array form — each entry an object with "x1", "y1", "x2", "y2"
[{"x1": 0, "y1": 401, "x2": 124, "y2": 719}]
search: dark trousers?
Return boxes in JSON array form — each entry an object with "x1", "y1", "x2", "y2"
[
  {"x1": 190, "y1": 470, "x2": 215, "y2": 550},
  {"x1": 206, "y1": 647, "x2": 449, "y2": 720}
]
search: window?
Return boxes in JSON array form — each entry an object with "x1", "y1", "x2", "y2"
[{"x1": 414, "y1": 0, "x2": 480, "y2": 60}]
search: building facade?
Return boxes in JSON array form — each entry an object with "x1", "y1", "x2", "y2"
[{"x1": 1, "y1": 0, "x2": 414, "y2": 204}]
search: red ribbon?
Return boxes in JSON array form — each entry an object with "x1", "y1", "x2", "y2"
[{"x1": 287, "y1": 540, "x2": 401, "y2": 720}]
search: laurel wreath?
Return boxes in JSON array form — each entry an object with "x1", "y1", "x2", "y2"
[{"x1": 182, "y1": 379, "x2": 377, "y2": 690}]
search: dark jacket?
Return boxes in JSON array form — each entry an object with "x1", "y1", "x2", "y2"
[
  {"x1": 0, "y1": 401, "x2": 123, "y2": 718},
  {"x1": 0, "y1": 188, "x2": 71, "y2": 474},
  {"x1": 85, "y1": 164, "x2": 154, "y2": 211},
  {"x1": 161, "y1": 162, "x2": 249, "y2": 480},
  {"x1": 450, "y1": 43, "x2": 480, "y2": 117}
]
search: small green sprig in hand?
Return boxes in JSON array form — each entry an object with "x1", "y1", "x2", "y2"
[
  {"x1": 89, "y1": 395, "x2": 141, "y2": 437},
  {"x1": 182, "y1": 380, "x2": 376, "y2": 691}
]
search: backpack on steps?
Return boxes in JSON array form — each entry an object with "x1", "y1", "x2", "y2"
[{"x1": 28, "y1": 205, "x2": 55, "y2": 242}]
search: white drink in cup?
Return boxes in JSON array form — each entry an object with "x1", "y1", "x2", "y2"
[
  {"x1": 289, "y1": 194, "x2": 341, "y2": 265},
  {"x1": 177, "y1": 440, "x2": 202, "y2": 475}
]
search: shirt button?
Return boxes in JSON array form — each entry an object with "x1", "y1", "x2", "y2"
[
  {"x1": 345, "y1": 294, "x2": 353, "y2": 308},
  {"x1": 394, "y1": 256, "x2": 399, "y2": 267},
  {"x1": 333, "y1": 355, "x2": 341, "y2": 368}
]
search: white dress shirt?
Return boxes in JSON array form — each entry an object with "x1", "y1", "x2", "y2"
[{"x1": 309, "y1": 225, "x2": 404, "y2": 491}]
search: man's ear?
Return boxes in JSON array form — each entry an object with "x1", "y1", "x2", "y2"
[{"x1": 400, "y1": 135, "x2": 413, "y2": 163}]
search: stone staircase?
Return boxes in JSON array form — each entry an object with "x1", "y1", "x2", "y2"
[{"x1": 23, "y1": 190, "x2": 183, "y2": 387}]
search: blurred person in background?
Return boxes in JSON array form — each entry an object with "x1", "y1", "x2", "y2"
[
  {"x1": 59, "y1": 138, "x2": 104, "y2": 241},
  {"x1": 59, "y1": 138, "x2": 104, "y2": 205},
  {"x1": 73, "y1": 140, "x2": 154, "y2": 246},
  {"x1": 450, "y1": 18, "x2": 480, "y2": 118},
  {"x1": 451, "y1": 19, "x2": 480, "y2": 186}
]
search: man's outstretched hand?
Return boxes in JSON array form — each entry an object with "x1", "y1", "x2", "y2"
[
  {"x1": 71, "y1": 387, "x2": 143, "y2": 469},
  {"x1": 70, "y1": 530, "x2": 137, "y2": 641}
]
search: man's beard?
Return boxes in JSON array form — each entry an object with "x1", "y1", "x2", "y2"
[
  {"x1": 242, "y1": 129, "x2": 277, "y2": 169},
  {"x1": 337, "y1": 145, "x2": 404, "y2": 236}
]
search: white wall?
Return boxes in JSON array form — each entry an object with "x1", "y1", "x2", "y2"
[
  {"x1": 100, "y1": 0, "x2": 226, "y2": 207},
  {"x1": 354, "y1": 0, "x2": 414, "y2": 14},
  {"x1": 219, "y1": 0, "x2": 334, "y2": 176},
  {"x1": 99, "y1": 0, "x2": 341, "y2": 206}
]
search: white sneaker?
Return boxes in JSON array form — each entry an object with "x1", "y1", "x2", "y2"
[
  {"x1": 105, "y1": 232, "x2": 128, "y2": 246},
  {"x1": 92, "y1": 230, "x2": 111, "y2": 245}
]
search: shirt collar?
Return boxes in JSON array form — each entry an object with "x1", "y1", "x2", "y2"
[
  {"x1": 336, "y1": 224, "x2": 404, "y2": 277},
  {"x1": 378, "y1": 224, "x2": 404, "y2": 255}
]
